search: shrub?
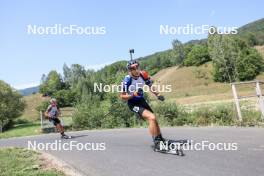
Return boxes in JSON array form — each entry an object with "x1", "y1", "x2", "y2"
[
  {"x1": 240, "y1": 110, "x2": 262, "y2": 126},
  {"x1": 72, "y1": 102, "x2": 104, "y2": 130},
  {"x1": 154, "y1": 102, "x2": 186, "y2": 126},
  {"x1": 190, "y1": 105, "x2": 234, "y2": 126},
  {"x1": 236, "y1": 48, "x2": 264, "y2": 81},
  {"x1": 0, "y1": 80, "x2": 26, "y2": 132},
  {"x1": 184, "y1": 44, "x2": 210, "y2": 66}
]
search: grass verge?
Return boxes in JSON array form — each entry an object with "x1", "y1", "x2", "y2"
[
  {"x1": 0, "y1": 123, "x2": 41, "y2": 139},
  {"x1": 0, "y1": 147, "x2": 63, "y2": 176}
]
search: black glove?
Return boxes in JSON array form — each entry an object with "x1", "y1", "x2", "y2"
[
  {"x1": 157, "y1": 95, "x2": 165, "y2": 101},
  {"x1": 137, "y1": 88, "x2": 143, "y2": 96}
]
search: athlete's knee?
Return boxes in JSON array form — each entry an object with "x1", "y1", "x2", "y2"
[
  {"x1": 147, "y1": 113, "x2": 156, "y2": 121},
  {"x1": 142, "y1": 110, "x2": 157, "y2": 121}
]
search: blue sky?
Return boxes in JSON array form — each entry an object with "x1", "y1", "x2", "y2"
[{"x1": 0, "y1": 0, "x2": 264, "y2": 89}]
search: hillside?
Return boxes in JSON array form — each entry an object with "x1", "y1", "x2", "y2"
[
  {"x1": 238, "y1": 18, "x2": 264, "y2": 45},
  {"x1": 151, "y1": 62, "x2": 264, "y2": 105},
  {"x1": 20, "y1": 93, "x2": 49, "y2": 121},
  {"x1": 19, "y1": 86, "x2": 39, "y2": 96},
  {"x1": 132, "y1": 18, "x2": 264, "y2": 75},
  {"x1": 139, "y1": 18, "x2": 264, "y2": 105}
]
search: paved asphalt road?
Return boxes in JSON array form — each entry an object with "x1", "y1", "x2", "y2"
[{"x1": 0, "y1": 127, "x2": 264, "y2": 176}]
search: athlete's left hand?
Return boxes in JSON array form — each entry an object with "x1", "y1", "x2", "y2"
[{"x1": 157, "y1": 95, "x2": 165, "y2": 101}]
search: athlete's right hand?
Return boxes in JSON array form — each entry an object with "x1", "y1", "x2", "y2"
[{"x1": 132, "y1": 91, "x2": 140, "y2": 97}]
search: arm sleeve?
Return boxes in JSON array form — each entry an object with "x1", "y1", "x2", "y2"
[
  {"x1": 140, "y1": 70, "x2": 153, "y2": 86},
  {"x1": 122, "y1": 75, "x2": 131, "y2": 92}
]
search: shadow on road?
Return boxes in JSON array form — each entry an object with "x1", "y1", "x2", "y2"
[{"x1": 69, "y1": 134, "x2": 89, "y2": 139}]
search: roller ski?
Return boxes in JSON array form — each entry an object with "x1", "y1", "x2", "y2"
[
  {"x1": 152, "y1": 139, "x2": 189, "y2": 156},
  {"x1": 61, "y1": 134, "x2": 72, "y2": 139}
]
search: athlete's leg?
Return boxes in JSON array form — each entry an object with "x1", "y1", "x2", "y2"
[
  {"x1": 56, "y1": 123, "x2": 64, "y2": 134},
  {"x1": 128, "y1": 99, "x2": 164, "y2": 143},
  {"x1": 141, "y1": 109, "x2": 161, "y2": 138},
  {"x1": 53, "y1": 118, "x2": 65, "y2": 136}
]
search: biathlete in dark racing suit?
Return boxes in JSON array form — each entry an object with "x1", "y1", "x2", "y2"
[{"x1": 120, "y1": 60, "x2": 167, "y2": 150}]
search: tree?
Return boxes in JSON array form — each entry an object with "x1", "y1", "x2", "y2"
[
  {"x1": 243, "y1": 32, "x2": 257, "y2": 46},
  {"x1": 208, "y1": 29, "x2": 238, "y2": 82},
  {"x1": 0, "y1": 80, "x2": 25, "y2": 132},
  {"x1": 155, "y1": 56, "x2": 161, "y2": 68},
  {"x1": 171, "y1": 39, "x2": 185, "y2": 64},
  {"x1": 40, "y1": 74, "x2": 47, "y2": 84},
  {"x1": 184, "y1": 44, "x2": 210, "y2": 66},
  {"x1": 53, "y1": 89, "x2": 77, "y2": 107},
  {"x1": 65, "y1": 64, "x2": 86, "y2": 89},
  {"x1": 63, "y1": 63, "x2": 71, "y2": 84},
  {"x1": 208, "y1": 27, "x2": 263, "y2": 82},
  {"x1": 161, "y1": 57, "x2": 173, "y2": 67},
  {"x1": 236, "y1": 48, "x2": 263, "y2": 81},
  {"x1": 39, "y1": 70, "x2": 64, "y2": 96}
]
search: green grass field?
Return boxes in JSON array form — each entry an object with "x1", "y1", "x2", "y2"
[
  {"x1": 0, "y1": 123, "x2": 41, "y2": 139},
  {"x1": 0, "y1": 148, "x2": 63, "y2": 176}
]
